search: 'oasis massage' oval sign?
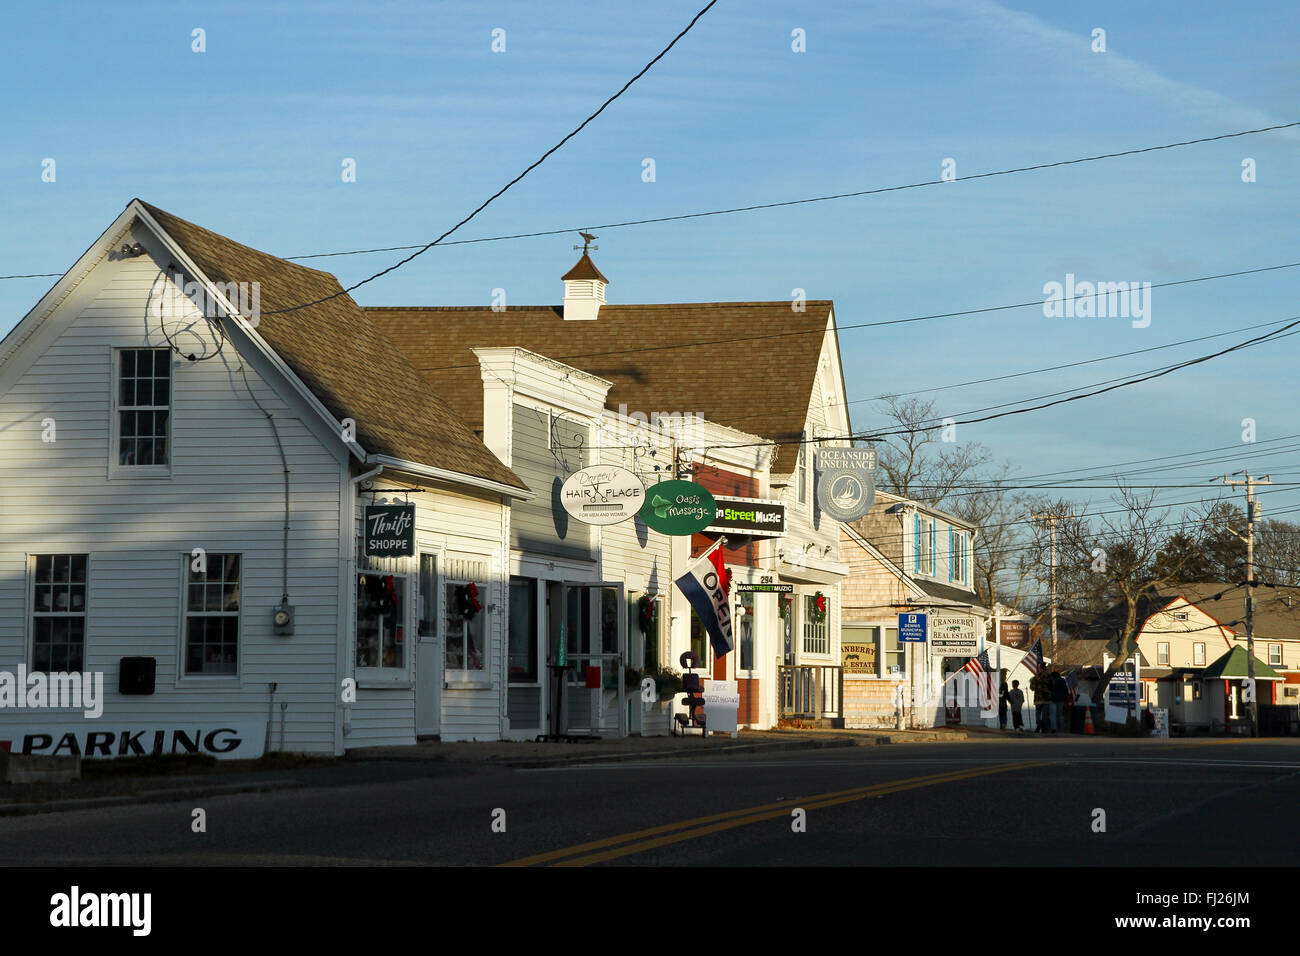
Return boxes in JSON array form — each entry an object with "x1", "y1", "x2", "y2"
[{"x1": 638, "y1": 480, "x2": 717, "y2": 536}]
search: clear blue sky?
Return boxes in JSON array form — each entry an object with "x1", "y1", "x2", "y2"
[{"x1": 3, "y1": 0, "x2": 1298, "y2": 519}]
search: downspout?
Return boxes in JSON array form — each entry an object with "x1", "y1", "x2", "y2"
[{"x1": 344, "y1": 464, "x2": 384, "y2": 741}]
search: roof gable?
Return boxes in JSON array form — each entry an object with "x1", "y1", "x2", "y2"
[{"x1": 135, "y1": 202, "x2": 524, "y2": 491}]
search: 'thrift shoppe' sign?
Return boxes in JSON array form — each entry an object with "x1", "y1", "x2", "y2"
[{"x1": 363, "y1": 504, "x2": 415, "y2": 558}]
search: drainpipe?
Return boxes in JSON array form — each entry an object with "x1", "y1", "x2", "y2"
[{"x1": 343, "y1": 464, "x2": 384, "y2": 739}]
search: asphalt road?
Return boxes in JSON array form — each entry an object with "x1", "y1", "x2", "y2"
[{"x1": 3, "y1": 737, "x2": 1299, "y2": 866}]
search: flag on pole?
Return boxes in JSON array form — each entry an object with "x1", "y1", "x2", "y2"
[
  {"x1": 961, "y1": 649, "x2": 994, "y2": 710},
  {"x1": 1023, "y1": 638, "x2": 1043, "y2": 675},
  {"x1": 675, "y1": 540, "x2": 734, "y2": 658}
]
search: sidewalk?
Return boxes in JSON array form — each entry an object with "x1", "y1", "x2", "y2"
[{"x1": 347, "y1": 726, "x2": 968, "y2": 767}]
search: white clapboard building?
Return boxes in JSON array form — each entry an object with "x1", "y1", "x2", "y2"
[
  {"x1": 0, "y1": 203, "x2": 860, "y2": 756},
  {"x1": 0, "y1": 200, "x2": 531, "y2": 756}
]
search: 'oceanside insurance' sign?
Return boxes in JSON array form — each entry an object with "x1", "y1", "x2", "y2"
[
  {"x1": 559, "y1": 465, "x2": 644, "y2": 525},
  {"x1": 929, "y1": 613, "x2": 980, "y2": 657},
  {"x1": 364, "y1": 504, "x2": 415, "y2": 558},
  {"x1": 706, "y1": 496, "x2": 786, "y2": 538},
  {"x1": 815, "y1": 448, "x2": 877, "y2": 522}
]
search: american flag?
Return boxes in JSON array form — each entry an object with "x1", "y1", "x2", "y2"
[
  {"x1": 1023, "y1": 638, "x2": 1044, "y2": 676},
  {"x1": 961, "y1": 649, "x2": 994, "y2": 710}
]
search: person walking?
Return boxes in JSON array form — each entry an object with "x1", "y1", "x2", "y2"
[
  {"x1": 1009, "y1": 680, "x2": 1025, "y2": 732},
  {"x1": 998, "y1": 678, "x2": 1009, "y2": 730},
  {"x1": 1050, "y1": 670, "x2": 1068, "y2": 735},
  {"x1": 1031, "y1": 669, "x2": 1052, "y2": 733}
]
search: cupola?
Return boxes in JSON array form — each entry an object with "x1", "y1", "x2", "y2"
[{"x1": 562, "y1": 232, "x2": 608, "y2": 321}]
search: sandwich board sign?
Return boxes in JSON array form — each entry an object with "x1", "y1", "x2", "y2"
[{"x1": 703, "y1": 679, "x2": 740, "y2": 738}]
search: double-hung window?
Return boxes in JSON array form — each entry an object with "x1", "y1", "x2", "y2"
[
  {"x1": 883, "y1": 626, "x2": 903, "y2": 676},
  {"x1": 114, "y1": 348, "x2": 171, "y2": 470},
  {"x1": 917, "y1": 516, "x2": 932, "y2": 576},
  {"x1": 184, "y1": 553, "x2": 240, "y2": 675},
  {"x1": 1193, "y1": 643, "x2": 1205, "y2": 666},
  {"x1": 1157, "y1": 642, "x2": 1170, "y2": 666},
  {"x1": 1269, "y1": 644, "x2": 1283, "y2": 667},
  {"x1": 31, "y1": 554, "x2": 88, "y2": 672},
  {"x1": 951, "y1": 530, "x2": 967, "y2": 584},
  {"x1": 801, "y1": 594, "x2": 829, "y2": 655}
]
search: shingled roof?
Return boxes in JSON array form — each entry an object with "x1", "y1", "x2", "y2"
[
  {"x1": 368, "y1": 302, "x2": 836, "y2": 472},
  {"x1": 136, "y1": 201, "x2": 525, "y2": 491}
]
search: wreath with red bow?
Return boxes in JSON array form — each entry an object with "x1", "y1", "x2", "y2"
[
  {"x1": 637, "y1": 594, "x2": 657, "y2": 635},
  {"x1": 455, "y1": 582, "x2": 483, "y2": 620},
  {"x1": 809, "y1": 591, "x2": 827, "y2": 625}
]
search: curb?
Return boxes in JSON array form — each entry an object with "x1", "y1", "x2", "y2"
[
  {"x1": 0, "y1": 779, "x2": 305, "y2": 818},
  {"x1": 496, "y1": 736, "x2": 859, "y2": 768}
]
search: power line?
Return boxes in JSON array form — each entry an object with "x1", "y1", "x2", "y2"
[
  {"x1": 899, "y1": 441, "x2": 1300, "y2": 495},
  {"x1": 415, "y1": 261, "x2": 1300, "y2": 374},
  {"x1": 260, "y1": 1, "x2": 718, "y2": 315},
  {"x1": 4, "y1": 123, "x2": 1299, "y2": 284},
  {"x1": 665, "y1": 316, "x2": 1300, "y2": 454}
]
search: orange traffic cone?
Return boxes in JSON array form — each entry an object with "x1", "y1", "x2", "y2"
[{"x1": 1084, "y1": 707, "x2": 1095, "y2": 735}]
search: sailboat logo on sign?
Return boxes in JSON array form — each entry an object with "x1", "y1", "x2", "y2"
[{"x1": 815, "y1": 448, "x2": 877, "y2": 522}]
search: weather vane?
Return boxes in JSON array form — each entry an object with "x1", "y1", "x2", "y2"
[{"x1": 574, "y1": 232, "x2": 598, "y2": 255}]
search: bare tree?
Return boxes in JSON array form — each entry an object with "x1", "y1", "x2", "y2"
[
  {"x1": 944, "y1": 465, "x2": 1034, "y2": 610},
  {"x1": 871, "y1": 395, "x2": 991, "y2": 502},
  {"x1": 1255, "y1": 519, "x2": 1300, "y2": 586},
  {"x1": 1050, "y1": 486, "x2": 1216, "y2": 706}
]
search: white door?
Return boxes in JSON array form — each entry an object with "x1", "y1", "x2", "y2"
[{"x1": 559, "y1": 582, "x2": 626, "y2": 737}]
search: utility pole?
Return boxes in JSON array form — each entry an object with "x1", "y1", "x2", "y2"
[
  {"x1": 1219, "y1": 471, "x2": 1272, "y2": 737},
  {"x1": 1032, "y1": 511, "x2": 1065, "y2": 660}
]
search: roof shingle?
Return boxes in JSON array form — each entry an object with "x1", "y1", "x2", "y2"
[{"x1": 368, "y1": 302, "x2": 835, "y2": 472}]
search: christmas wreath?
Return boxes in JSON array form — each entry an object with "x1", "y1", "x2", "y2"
[
  {"x1": 809, "y1": 591, "x2": 827, "y2": 625},
  {"x1": 778, "y1": 593, "x2": 792, "y2": 620},
  {"x1": 454, "y1": 582, "x2": 483, "y2": 621},
  {"x1": 637, "y1": 594, "x2": 658, "y2": 635}
]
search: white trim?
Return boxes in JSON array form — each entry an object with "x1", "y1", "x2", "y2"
[{"x1": 366, "y1": 455, "x2": 533, "y2": 501}]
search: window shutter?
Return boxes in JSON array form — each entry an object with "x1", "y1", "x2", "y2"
[
  {"x1": 930, "y1": 521, "x2": 936, "y2": 575},
  {"x1": 949, "y1": 527, "x2": 954, "y2": 581}
]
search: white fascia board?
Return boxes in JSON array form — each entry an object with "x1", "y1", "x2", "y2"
[
  {"x1": 129, "y1": 201, "x2": 370, "y2": 465},
  {"x1": 0, "y1": 203, "x2": 140, "y2": 375},
  {"x1": 365, "y1": 454, "x2": 535, "y2": 501},
  {"x1": 826, "y1": 307, "x2": 851, "y2": 436}
]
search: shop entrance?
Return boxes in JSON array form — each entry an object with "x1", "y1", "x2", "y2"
[{"x1": 546, "y1": 582, "x2": 626, "y2": 738}]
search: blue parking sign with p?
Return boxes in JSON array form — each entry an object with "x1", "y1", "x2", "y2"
[{"x1": 899, "y1": 613, "x2": 927, "y2": 643}]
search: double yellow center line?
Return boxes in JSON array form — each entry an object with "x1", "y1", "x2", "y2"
[{"x1": 502, "y1": 760, "x2": 1048, "y2": 867}]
